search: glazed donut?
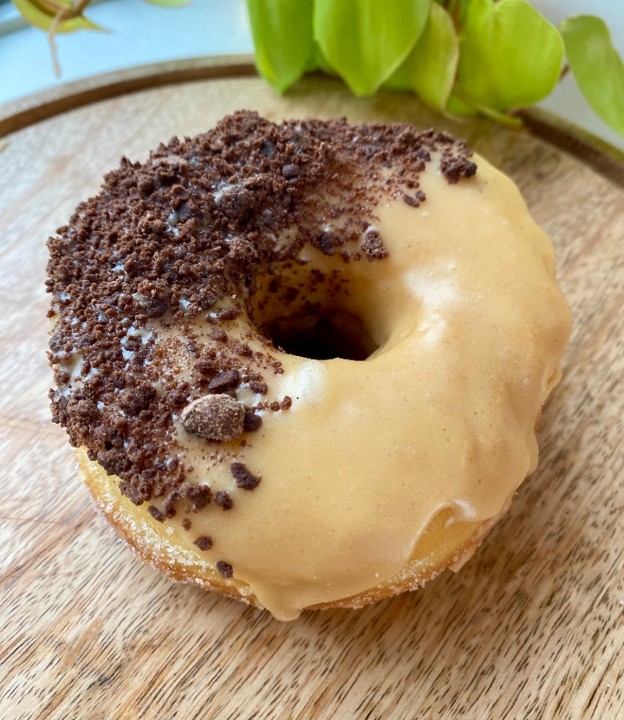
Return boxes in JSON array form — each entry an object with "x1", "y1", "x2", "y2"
[{"x1": 47, "y1": 112, "x2": 570, "y2": 620}]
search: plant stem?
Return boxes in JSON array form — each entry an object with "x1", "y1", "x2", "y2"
[{"x1": 48, "y1": 0, "x2": 93, "y2": 77}]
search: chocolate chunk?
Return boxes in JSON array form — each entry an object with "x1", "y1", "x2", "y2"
[
  {"x1": 208, "y1": 369, "x2": 241, "y2": 392},
  {"x1": 216, "y1": 561, "x2": 233, "y2": 578},
  {"x1": 194, "y1": 535, "x2": 213, "y2": 551},
  {"x1": 231, "y1": 462, "x2": 261, "y2": 490},
  {"x1": 281, "y1": 164, "x2": 300, "y2": 179},
  {"x1": 180, "y1": 394, "x2": 245, "y2": 442}
]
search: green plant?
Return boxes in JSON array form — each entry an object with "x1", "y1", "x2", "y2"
[
  {"x1": 13, "y1": 0, "x2": 624, "y2": 136},
  {"x1": 12, "y1": 0, "x2": 190, "y2": 74},
  {"x1": 248, "y1": 0, "x2": 624, "y2": 135}
]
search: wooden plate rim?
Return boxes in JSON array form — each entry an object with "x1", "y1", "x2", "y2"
[{"x1": 1, "y1": 54, "x2": 622, "y2": 187}]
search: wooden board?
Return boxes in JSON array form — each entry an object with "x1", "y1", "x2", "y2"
[{"x1": 1, "y1": 62, "x2": 623, "y2": 720}]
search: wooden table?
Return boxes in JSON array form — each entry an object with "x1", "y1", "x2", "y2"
[{"x1": 1, "y1": 59, "x2": 623, "y2": 720}]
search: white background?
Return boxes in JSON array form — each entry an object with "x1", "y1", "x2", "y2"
[{"x1": 1, "y1": 0, "x2": 623, "y2": 150}]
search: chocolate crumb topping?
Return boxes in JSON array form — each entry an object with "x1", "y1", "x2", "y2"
[
  {"x1": 249, "y1": 381, "x2": 268, "y2": 395},
  {"x1": 182, "y1": 484, "x2": 213, "y2": 512},
  {"x1": 180, "y1": 394, "x2": 245, "y2": 442},
  {"x1": 216, "y1": 561, "x2": 233, "y2": 578},
  {"x1": 182, "y1": 518, "x2": 192, "y2": 531},
  {"x1": 360, "y1": 230, "x2": 388, "y2": 261},
  {"x1": 194, "y1": 535, "x2": 213, "y2": 551},
  {"x1": 243, "y1": 409, "x2": 263, "y2": 432},
  {"x1": 215, "y1": 491, "x2": 234, "y2": 510},
  {"x1": 47, "y1": 111, "x2": 477, "y2": 507},
  {"x1": 231, "y1": 462, "x2": 261, "y2": 490},
  {"x1": 208, "y1": 370, "x2": 241, "y2": 393},
  {"x1": 148, "y1": 505, "x2": 165, "y2": 523}
]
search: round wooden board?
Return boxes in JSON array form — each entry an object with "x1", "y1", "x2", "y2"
[{"x1": 1, "y1": 61, "x2": 623, "y2": 720}]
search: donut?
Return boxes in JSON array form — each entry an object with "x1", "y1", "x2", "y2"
[{"x1": 47, "y1": 111, "x2": 571, "y2": 621}]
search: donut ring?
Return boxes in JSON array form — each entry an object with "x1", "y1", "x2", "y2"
[{"x1": 48, "y1": 112, "x2": 570, "y2": 620}]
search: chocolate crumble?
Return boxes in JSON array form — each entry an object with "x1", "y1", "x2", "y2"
[
  {"x1": 208, "y1": 369, "x2": 241, "y2": 393},
  {"x1": 243, "y1": 409, "x2": 263, "y2": 432},
  {"x1": 360, "y1": 230, "x2": 388, "y2": 261},
  {"x1": 148, "y1": 505, "x2": 165, "y2": 523},
  {"x1": 216, "y1": 561, "x2": 233, "y2": 578},
  {"x1": 47, "y1": 111, "x2": 477, "y2": 510},
  {"x1": 194, "y1": 535, "x2": 213, "y2": 551},
  {"x1": 215, "y1": 491, "x2": 234, "y2": 510},
  {"x1": 231, "y1": 462, "x2": 261, "y2": 490}
]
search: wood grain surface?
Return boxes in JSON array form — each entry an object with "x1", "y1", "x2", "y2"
[{"x1": 1, "y1": 67, "x2": 623, "y2": 720}]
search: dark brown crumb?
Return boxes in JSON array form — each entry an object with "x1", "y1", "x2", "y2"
[
  {"x1": 217, "y1": 308, "x2": 241, "y2": 322},
  {"x1": 360, "y1": 230, "x2": 388, "y2": 261},
  {"x1": 182, "y1": 484, "x2": 212, "y2": 512},
  {"x1": 215, "y1": 491, "x2": 234, "y2": 510},
  {"x1": 194, "y1": 535, "x2": 213, "y2": 551},
  {"x1": 249, "y1": 381, "x2": 268, "y2": 394},
  {"x1": 208, "y1": 369, "x2": 241, "y2": 392},
  {"x1": 243, "y1": 409, "x2": 262, "y2": 432},
  {"x1": 402, "y1": 193, "x2": 420, "y2": 208},
  {"x1": 234, "y1": 342, "x2": 253, "y2": 357},
  {"x1": 147, "y1": 505, "x2": 165, "y2": 523},
  {"x1": 216, "y1": 561, "x2": 233, "y2": 578},
  {"x1": 231, "y1": 462, "x2": 261, "y2": 490},
  {"x1": 182, "y1": 518, "x2": 191, "y2": 531}
]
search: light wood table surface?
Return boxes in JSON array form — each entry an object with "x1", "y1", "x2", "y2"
[{"x1": 1, "y1": 61, "x2": 623, "y2": 720}]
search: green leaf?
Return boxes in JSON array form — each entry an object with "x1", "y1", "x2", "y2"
[
  {"x1": 13, "y1": 0, "x2": 103, "y2": 33},
  {"x1": 246, "y1": 0, "x2": 314, "y2": 92},
  {"x1": 560, "y1": 16, "x2": 624, "y2": 136},
  {"x1": 455, "y1": 0, "x2": 564, "y2": 111},
  {"x1": 306, "y1": 40, "x2": 336, "y2": 75},
  {"x1": 447, "y1": 89, "x2": 522, "y2": 125},
  {"x1": 445, "y1": 89, "x2": 479, "y2": 116},
  {"x1": 313, "y1": 0, "x2": 431, "y2": 96},
  {"x1": 435, "y1": 0, "x2": 470, "y2": 24},
  {"x1": 386, "y1": 3, "x2": 458, "y2": 111}
]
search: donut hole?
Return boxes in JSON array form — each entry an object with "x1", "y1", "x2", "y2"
[
  {"x1": 249, "y1": 260, "x2": 380, "y2": 361},
  {"x1": 261, "y1": 308, "x2": 376, "y2": 361}
]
